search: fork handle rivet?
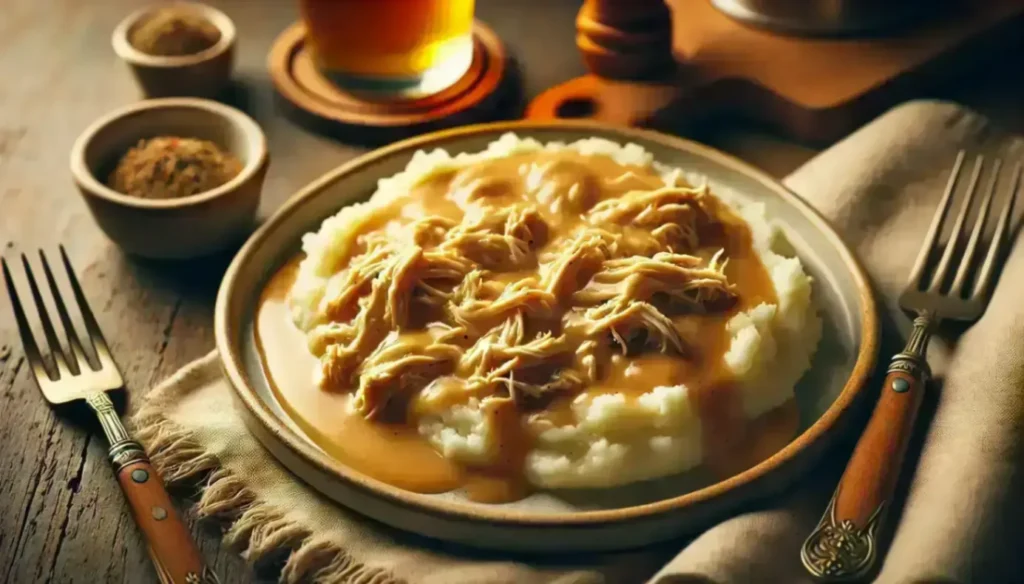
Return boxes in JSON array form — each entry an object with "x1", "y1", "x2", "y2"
[
  {"x1": 130, "y1": 469, "x2": 149, "y2": 483},
  {"x1": 151, "y1": 506, "x2": 167, "y2": 521},
  {"x1": 892, "y1": 378, "x2": 910, "y2": 393}
]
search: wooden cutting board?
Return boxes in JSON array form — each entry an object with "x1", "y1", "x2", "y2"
[{"x1": 526, "y1": 0, "x2": 1024, "y2": 144}]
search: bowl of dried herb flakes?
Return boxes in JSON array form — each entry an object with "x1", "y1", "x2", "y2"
[
  {"x1": 112, "y1": 2, "x2": 235, "y2": 98},
  {"x1": 70, "y1": 98, "x2": 269, "y2": 260}
]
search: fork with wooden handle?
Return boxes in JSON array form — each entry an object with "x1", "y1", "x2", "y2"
[
  {"x1": 2, "y1": 247, "x2": 218, "y2": 584},
  {"x1": 801, "y1": 152, "x2": 1020, "y2": 582}
]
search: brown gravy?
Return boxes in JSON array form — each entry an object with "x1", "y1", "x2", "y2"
[
  {"x1": 255, "y1": 150, "x2": 799, "y2": 501},
  {"x1": 258, "y1": 262, "x2": 530, "y2": 501}
]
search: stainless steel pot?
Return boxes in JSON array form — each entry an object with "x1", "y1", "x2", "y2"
[{"x1": 710, "y1": 0, "x2": 928, "y2": 37}]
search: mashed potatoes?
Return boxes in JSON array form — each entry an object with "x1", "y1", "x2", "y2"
[
  {"x1": 289, "y1": 134, "x2": 820, "y2": 490},
  {"x1": 524, "y1": 202, "x2": 819, "y2": 488}
]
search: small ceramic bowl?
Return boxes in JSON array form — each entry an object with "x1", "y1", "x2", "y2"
[
  {"x1": 70, "y1": 98, "x2": 269, "y2": 260},
  {"x1": 112, "y1": 2, "x2": 236, "y2": 98}
]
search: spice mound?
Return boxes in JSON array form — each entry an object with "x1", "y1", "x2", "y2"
[
  {"x1": 107, "y1": 136, "x2": 242, "y2": 200},
  {"x1": 130, "y1": 9, "x2": 221, "y2": 56}
]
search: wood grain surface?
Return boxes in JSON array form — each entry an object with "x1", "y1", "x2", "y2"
[{"x1": 1, "y1": 1, "x2": 1024, "y2": 582}]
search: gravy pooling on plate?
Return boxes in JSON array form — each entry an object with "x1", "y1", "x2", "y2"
[{"x1": 256, "y1": 136, "x2": 817, "y2": 501}]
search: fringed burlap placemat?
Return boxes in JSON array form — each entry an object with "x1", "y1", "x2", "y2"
[{"x1": 134, "y1": 355, "x2": 668, "y2": 583}]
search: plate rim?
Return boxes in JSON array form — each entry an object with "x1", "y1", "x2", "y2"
[{"x1": 215, "y1": 119, "x2": 879, "y2": 527}]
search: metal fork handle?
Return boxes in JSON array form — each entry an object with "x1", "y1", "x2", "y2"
[
  {"x1": 86, "y1": 393, "x2": 219, "y2": 584},
  {"x1": 801, "y1": 312, "x2": 934, "y2": 582}
]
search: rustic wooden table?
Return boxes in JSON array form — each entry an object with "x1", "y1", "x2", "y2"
[{"x1": 2, "y1": 1, "x2": 1022, "y2": 582}]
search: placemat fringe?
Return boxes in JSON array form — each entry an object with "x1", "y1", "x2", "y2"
[{"x1": 133, "y1": 411, "x2": 404, "y2": 584}]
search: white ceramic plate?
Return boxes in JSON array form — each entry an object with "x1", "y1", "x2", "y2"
[{"x1": 215, "y1": 122, "x2": 878, "y2": 553}]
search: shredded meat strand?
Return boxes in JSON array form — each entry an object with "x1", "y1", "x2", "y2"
[
  {"x1": 353, "y1": 332, "x2": 462, "y2": 418},
  {"x1": 587, "y1": 186, "x2": 709, "y2": 252},
  {"x1": 574, "y1": 250, "x2": 734, "y2": 311}
]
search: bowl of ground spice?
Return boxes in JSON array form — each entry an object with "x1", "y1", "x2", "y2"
[
  {"x1": 70, "y1": 98, "x2": 268, "y2": 259},
  {"x1": 113, "y1": 2, "x2": 235, "y2": 98}
]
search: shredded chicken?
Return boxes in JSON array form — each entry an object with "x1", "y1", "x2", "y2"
[
  {"x1": 447, "y1": 279, "x2": 558, "y2": 333},
  {"x1": 321, "y1": 244, "x2": 394, "y2": 323},
  {"x1": 574, "y1": 250, "x2": 735, "y2": 311},
  {"x1": 440, "y1": 206, "x2": 548, "y2": 270},
  {"x1": 577, "y1": 299, "x2": 686, "y2": 356},
  {"x1": 352, "y1": 332, "x2": 462, "y2": 418},
  {"x1": 587, "y1": 186, "x2": 708, "y2": 252},
  {"x1": 318, "y1": 276, "x2": 390, "y2": 388},
  {"x1": 460, "y1": 314, "x2": 570, "y2": 378},
  {"x1": 305, "y1": 153, "x2": 750, "y2": 422},
  {"x1": 457, "y1": 312, "x2": 578, "y2": 408},
  {"x1": 321, "y1": 244, "x2": 474, "y2": 327},
  {"x1": 574, "y1": 338, "x2": 603, "y2": 382},
  {"x1": 538, "y1": 228, "x2": 614, "y2": 300}
]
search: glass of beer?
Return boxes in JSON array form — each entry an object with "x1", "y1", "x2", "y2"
[{"x1": 299, "y1": 0, "x2": 476, "y2": 99}]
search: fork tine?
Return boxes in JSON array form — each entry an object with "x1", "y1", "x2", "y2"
[
  {"x1": 908, "y1": 150, "x2": 966, "y2": 289},
  {"x1": 40, "y1": 250, "x2": 91, "y2": 374},
  {"x1": 21, "y1": 253, "x2": 71, "y2": 377},
  {"x1": 928, "y1": 154, "x2": 984, "y2": 293},
  {"x1": 59, "y1": 246, "x2": 113, "y2": 361},
  {"x1": 950, "y1": 159, "x2": 1001, "y2": 296},
  {"x1": 972, "y1": 162, "x2": 1020, "y2": 300},
  {"x1": 2, "y1": 258, "x2": 52, "y2": 381}
]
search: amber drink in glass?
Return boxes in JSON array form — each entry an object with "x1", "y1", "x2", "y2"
[{"x1": 299, "y1": 0, "x2": 476, "y2": 99}]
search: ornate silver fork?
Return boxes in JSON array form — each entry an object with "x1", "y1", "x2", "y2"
[
  {"x1": 801, "y1": 152, "x2": 1020, "y2": 581},
  {"x1": 2, "y1": 247, "x2": 218, "y2": 584}
]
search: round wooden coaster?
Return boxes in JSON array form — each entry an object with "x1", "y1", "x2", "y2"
[{"x1": 269, "y1": 21, "x2": 513, "y2": 142}]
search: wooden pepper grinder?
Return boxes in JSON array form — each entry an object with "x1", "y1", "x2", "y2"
[
  {"x1": 576, "y1": 0, "x2": 676, "y2": 81},
  {"x1": 528, "y1": 0, "x2": 687, "y2": 127}
]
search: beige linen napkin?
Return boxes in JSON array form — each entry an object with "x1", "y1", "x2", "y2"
[{"x1": 133, "y1": 100, "x2": 1024, "y2": 584}]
